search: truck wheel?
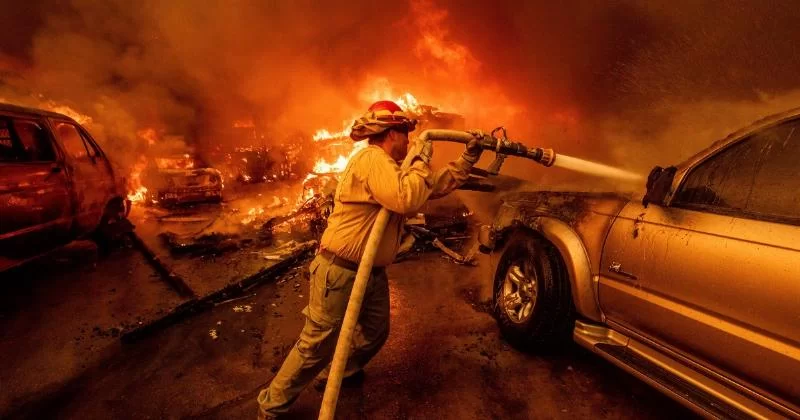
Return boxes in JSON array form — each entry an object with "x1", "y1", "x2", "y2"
[
  {"x1": 493, "y1": 231, "x2": 574, "y2": 350},
  {"x1": 93, "y1": 199, "x2": 129, "y2": 252}
]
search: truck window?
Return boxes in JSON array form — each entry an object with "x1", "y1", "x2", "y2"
[
  {"x1": 55, "y1": 122, "x2": 91, "y2": 160},
  {"x1": 13, "y1": 119, "x2": 56, "y2": 162},
  {"x1": 741, "y1": 119, "x2": 800, "y2": 221},
  {"x1": 0, "y1": 119, "x2": 21, "y2": 162},
  {"x1": 673, "y1": 135, "x2": 759, "y2": 213},
  {"x1": 674, "y1": 117, "x2": 800, "y2": 224},
  {"x1": 78, "y1": 129, "x2": 101, "y2": 158}
]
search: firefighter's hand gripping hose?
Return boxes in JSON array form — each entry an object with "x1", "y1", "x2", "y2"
[{"x1": 318, "y1": 129, "x2": 555, "y2": 420}]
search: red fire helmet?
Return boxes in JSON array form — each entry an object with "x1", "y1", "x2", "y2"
[
  {"x1": 368, "y1": 100, "x2": 403, "y2": 114},
  {"x1": 350, "y1": 100, "x2": 417, "y2": 141}
]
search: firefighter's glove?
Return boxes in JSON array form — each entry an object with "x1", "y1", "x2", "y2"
[
  {"x1": 461, "y1": 138, "x2": 483, "y2": 165},
  {"x1": 413, "y1": 139, "x2": 433, "y2": 165}
]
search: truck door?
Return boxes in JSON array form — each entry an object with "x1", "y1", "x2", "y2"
[
  {"x1": 0, "y1": 116, "x2": 72, "y2": 264},
  {"x1": 599, "y1": 119, "x2": 800, "y2": 407},
  {"x1": 51, "y1": 120, "x2": 113, "y2": 234}
]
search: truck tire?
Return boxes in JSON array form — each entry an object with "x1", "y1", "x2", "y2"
[
  {"x1": 93, "y1": 198, "x2": 128, "y2": 253},
  {"x1": 493, "y1": 231, "x2": 574, "y2": 351}
]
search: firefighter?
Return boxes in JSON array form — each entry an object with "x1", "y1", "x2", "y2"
[{"x1": 257, "y1": 100, "x2": 483, "y2": 419}]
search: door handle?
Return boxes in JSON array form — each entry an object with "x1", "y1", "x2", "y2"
[
  {"x1": 50, "y1": 164, "x2": 62, "y2": 173},
  {"x1": 609, "y1": 261, "x2": 638, "y2": 280}
]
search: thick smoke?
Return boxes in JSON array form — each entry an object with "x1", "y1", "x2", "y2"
[
  {"x1": 0, "y1": 0, "x2": 413, "y2": 168},
  {"x1": 439, "y1": 0, "x2": 800, "y2": 162},
  {"x1": 2, "y1": 0, "x2": 800, "y2": 190}
]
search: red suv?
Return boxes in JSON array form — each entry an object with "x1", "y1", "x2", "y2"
[{"x1": 0, "y1": 103, "x2": 128, "y2": 271}]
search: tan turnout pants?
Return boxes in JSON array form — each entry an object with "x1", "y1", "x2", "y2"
[{"x1": 257, "y1": 254, "x2": 390, "y2": 416}]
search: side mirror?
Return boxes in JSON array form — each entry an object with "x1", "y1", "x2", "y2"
[{"x1": 642, "y1": 166, "x2": 676, "y2": 207}]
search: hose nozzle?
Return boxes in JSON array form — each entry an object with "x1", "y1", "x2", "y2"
[
  {"x1": 530, "y1": 148, "x2": 556, "y2": 167},
  {"x1": 417, "y1": 128, "x2": 557, "y2": 169}
]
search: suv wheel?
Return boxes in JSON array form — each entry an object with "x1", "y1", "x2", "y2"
[
  {"x1": 93, "y1": 199, "x2": 129, "y2": 252},
  {"x1": 493, "y1": 231, "x2": 574, "y2": 350}
]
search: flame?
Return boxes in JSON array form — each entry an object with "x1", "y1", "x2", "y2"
[
  {"x1": 126, "y1": 153, "x2": 150, "y2": 204},
  {"x1": 313, "y1": 127, "x2": 350, "y2": 141},
  {"x1": 313, "y1": 155, "x2": 349, "y2": 173},
  {"x1": 311, "y1": 140, "x2": 367, "y2": 173},
  {"x1": 137, "y1": 128, "x2": 158, "y2": 146},
  {"x1": 36, "y1": 100, "x2": 93, "y2": 125},
  {"x1": 302, "y1": 87, "x2": 423, "y2": 203},
  {"x1": 410, "y1": 0, "x2": 480, "y2": 76},
  {"x1": 50, "y1": 106, "x2": 92, "y2": 125},
  {"x1": 312, "y1": 91, "x2": 424, "y2": 142},
  {"x1": 128, "y1": 186, "x2": 148, "y2": 203},
  {"x1": 241, "y1": 207, "x2": 265, "y2": 225},
  {"x1": 302, "y1": 187, "x2": 316, "y2": 202},
  {"x1": 394, "y1": 93, "x2": 423, "y2": 114}
]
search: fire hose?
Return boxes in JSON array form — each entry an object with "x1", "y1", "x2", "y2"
[{"x1": 318, "y1": 129, "x2": 555, "y2": 420}]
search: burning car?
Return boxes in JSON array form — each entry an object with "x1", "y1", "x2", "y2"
[
  {"x1": 223, "y1": 144, "x2": 305, "y2": 184},
  {"x1": 0, "y1": 103, "x2": 128, "y2": 271},
  {"x1": 479, "y1": 109, "x2": 800, "y2": 418},
  {"x1": 140, "y1": 153, "x2": 223, "y2": 207}
]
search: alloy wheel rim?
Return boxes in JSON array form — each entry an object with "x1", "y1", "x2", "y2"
[{"x1": 502, "y1": 262, "x2": 538, "y2": 323}]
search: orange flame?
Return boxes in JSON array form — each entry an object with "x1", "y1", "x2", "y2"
[
  {"x1": 128, "y1": 186, "x2": 148, "y2": 203},
  {"x1": 312, "y1": 155, "x2": 349, "y2": 174},
  {"x1": 126, "y1": 134, "x2": 155, "y2": 203},
  {"x1": 310, "y1": 140, "x2": 367, "y2": 174},
  {"x1": 137, "y1": 128, "x2": 158, "y2": 146},
  {"x1": 127, "y1": 156, "x2": 149, "y2": 203},
  {"x1": 312, "y1": 127, "x2": 350, "y2": 141},
  {"x1": 410, "y1": 0, "x2": 480, "y2": 76},
  {"x1": 312, "y1": 92, "x2": 423, "y2": 142},
  {"x1": 241, "y1": 207, "x2": 265, "y2": 225},
  {"x1": 303, "y1": 88, "x2": 422, "y2": 203},
  {"x1": 49, "y1": 105, "x2": 93, "y2": 125}
]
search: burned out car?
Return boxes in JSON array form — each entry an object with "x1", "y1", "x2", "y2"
[
  {"x1": 479, "y1": 109, "x2": 800, "y2": 419},
  {"x1": 0, "y1": 103, "x2": 128, "y2": 271},
  {"x1": 141, "y1": 154, "x2": 223, "y2": 206}
]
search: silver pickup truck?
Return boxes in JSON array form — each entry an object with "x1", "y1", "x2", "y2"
[{"x1": 479, "y1": 108, "x2": 800, "y2": 419}]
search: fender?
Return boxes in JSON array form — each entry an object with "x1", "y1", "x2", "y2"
[{"x1": 490, "y1": 216, "x2": 604, "y2": 323}]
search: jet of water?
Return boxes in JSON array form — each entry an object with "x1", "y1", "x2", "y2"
[{"x1": 552, "y1": 154, "x2": 643, "y2": 182}]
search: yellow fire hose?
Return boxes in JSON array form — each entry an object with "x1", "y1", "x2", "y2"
[{"x1": 318, "y1": 129, "x2": 554, "y2": 420}]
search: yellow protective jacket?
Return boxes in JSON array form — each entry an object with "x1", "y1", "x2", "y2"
[{"x1": 319, "y1": 144, "x2": 472, "y2": 267}]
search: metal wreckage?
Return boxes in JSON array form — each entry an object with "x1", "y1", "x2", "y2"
[{"x1": 152, "y1": 105, "x2": 493, "y2": 265}]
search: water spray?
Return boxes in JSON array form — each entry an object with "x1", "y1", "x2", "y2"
[{"x1": 436, "y1": 126, "x2": 641, "y2": 182}]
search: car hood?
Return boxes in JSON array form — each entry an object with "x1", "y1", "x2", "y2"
[
  {"x1": 149, "y1": 167, "x2": 222, "y2": 190},
  {"x1": 158, "y1": 167, "x2": 220, "y2": 177},
  {"x1": 498, "y1": 191, "x2": 630, "y2": 227}
]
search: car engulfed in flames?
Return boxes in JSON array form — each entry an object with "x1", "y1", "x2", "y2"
[{"x1": 138, "y1": 154, "x2": 223, "y2": 207}]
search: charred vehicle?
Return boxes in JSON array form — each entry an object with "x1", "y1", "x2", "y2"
[
  {"x1": 226, "y1": 145, "x2": 302, "y2": 184},
  {"x1": 479, "y1": 109, "x2": 800, "y2": 419},
  {"x1": 0, "y1": 103, "x2": 128, "y2": 271},
  {"x1": 141, "y1": 154, "x2": 223, "y2": 206}
]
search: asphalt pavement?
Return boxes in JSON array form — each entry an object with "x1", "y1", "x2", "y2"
[{"x1": 1, "y1": 244, "x2": 693, "y2": 419}]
